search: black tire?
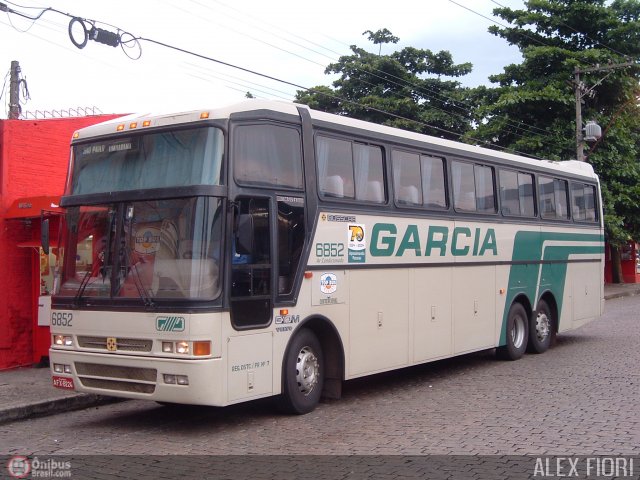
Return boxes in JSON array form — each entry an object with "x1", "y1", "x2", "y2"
[
  {"x1": 497, "y1": 302, "x2": 529, "y2": 361},
  {"x1": 276, "y1": 328, "x2": 324, "y2": 415},
  {"x1": 527, "y1": 299, "x2": 555, "y2": 354}
]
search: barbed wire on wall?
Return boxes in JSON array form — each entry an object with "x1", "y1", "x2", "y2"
[{"x1": 22, "y1": 106, "x2": 103, "y2": 119}]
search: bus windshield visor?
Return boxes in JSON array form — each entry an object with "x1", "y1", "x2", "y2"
[
  {"x1": 58, "y1": 197, "x2": 223, "y2": 302},
  {"x1": 68, "y1": 127, "x2": 224, "y2": 195}
]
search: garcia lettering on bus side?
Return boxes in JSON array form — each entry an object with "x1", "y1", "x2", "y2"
[{"x1": 370, "y1": 223, "x2": 498, "y2": 257}]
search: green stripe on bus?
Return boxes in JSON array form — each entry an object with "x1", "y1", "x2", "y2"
[{"x1": 499, "y1": 232, "x2": 604, "y2": 346}]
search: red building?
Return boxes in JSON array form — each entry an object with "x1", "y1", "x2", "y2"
[{"x1": 0, "y1": 115, "x2": 122, "y2": 370}]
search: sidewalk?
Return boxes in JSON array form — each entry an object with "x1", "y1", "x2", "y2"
[
  {"x1": 0, "y1": 283, "x2": 639, "y2": 425},
  {"x1": 0, "y1": 366, "x2": 118, "y2": 424}
]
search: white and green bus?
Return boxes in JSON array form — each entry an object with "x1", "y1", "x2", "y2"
[{"x1": 48, "y1": 100, "x2": 604, "y2": 414}]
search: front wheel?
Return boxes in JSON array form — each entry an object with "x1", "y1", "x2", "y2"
[
  {"x1": 527, "y1": 299, "x2": 554, "y2": 354},
  {"x1": 497, "y1": 302, "x2": 529, "y2": 361},
  {"x1": 277, "y1": 328, "x2": 324, "y2": 415}
]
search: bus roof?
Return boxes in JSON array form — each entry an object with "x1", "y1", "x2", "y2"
[{"x1": 72, "y1": 99, "x2": 597, "y2": 180}]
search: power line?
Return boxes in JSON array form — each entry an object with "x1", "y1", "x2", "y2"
[
  {"x1": 122, "y1": 36, "x2": 546, "y2": 158},
  {"x1": 489, "y1": 0, "x2": 632, "y2": 59},
  {"x1": 163, "y1": 0, "x2": 554, "y2": 140},
  {"x1": 1, "y1": 1, "x2": 544, "y2": 158},
  {"x1": 194, "y1": 0, "x2": 555, "y2": 139},
  {"x1": 448, "y1": 0, "x2": 550, "y2": 48},
  {"x1": 0, "y1": 68, "x2": 10, "y2": 102}
]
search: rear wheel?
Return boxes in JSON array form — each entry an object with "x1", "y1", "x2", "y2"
[
  {"x1": 497, "y1": 302, "x2": 529, "y2": 360},
  {"x1": 277, "y1": 328, "x2": 324, "y2": 415},
  {"x1": 527, "y1": 299, "x2": 554, "y2": 354}
]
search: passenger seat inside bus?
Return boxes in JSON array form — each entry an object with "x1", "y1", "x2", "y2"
[
  {"x1": 366, "y1": 180, "x2": 384, "y2": 202},
  {"x1": 399, "y1": 186, "x2": 420, "y2": 205},
  {"x1": 152, "y1": 222, "x2": 219, "y2": 299},
  {"x1": 323, "y1": 175, "x2": 344, "y2": 198}
]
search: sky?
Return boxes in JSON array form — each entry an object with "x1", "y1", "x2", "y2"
[{"x1": 0, "y1": 0, "x2": 525, "y2": 119}]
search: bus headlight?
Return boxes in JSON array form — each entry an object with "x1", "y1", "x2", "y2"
[
  {"x1": 161, "y1": 340, "x2": 211, "y2": 356},
  {"x1": 163, "y1": 374, "x2": 189, "y2": 385},
  {"x1": 176, "y1": 341, "x2": 189, "y2": 355},
  {"x1": 53, "y1": 363, "x2": 72, "y2": 374},
  {"x1": 53, "y1": 335, "x2": 73, "y2": 347}
]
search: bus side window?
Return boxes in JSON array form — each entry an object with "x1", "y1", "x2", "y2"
[
  {"x1": 234, "y1": 124, "x2": 303, "y2": 189},
  {"x1": 317, "y1": 136, "x2": 354, "y2": 199},
  {"x1": 421, "y1": 155, "x2": 447, "y2": 209},
  {"x1": 500, "y1": 170, "x2": 535, "y2": 216},
  {"x1": 571, "y1": 182, "x2": 587, "y2": 221},
  {"x1": 452, "y1": 161, "x2": 476, "y2": 211},
  {"x1": 539, "y1": 175, "x2": 556, "y2": 218},
  {"x1": 571, "y1": 183, "x2": 598, "y2": 222},
  {"x1": 353, "y1": 143, "x2": 385, "y2": 203},
  {"x1": 474, "y1": 164, "x2": 496, "y2": 213},
  {"x1": 499, "y1": 169, "x2": 519, "y2": 215},
  {"x1": 393, "y1": 150, "x2": 423, "y2": 206},
  {"x1": 584, "y1": 185, "x2": 597, "y2": 221},
  {"x1": 554, "y1": 179, "x2": 569, "y2": 219}
]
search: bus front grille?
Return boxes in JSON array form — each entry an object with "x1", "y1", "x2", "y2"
[
  {"x1": 77, "y1": 336, "x2": 153, "y2": 352},
  {"x1": 79, "y1": 378, "x2": 156, "y2": 394},
  {"x1": 75, "y1": 362, "x2": 157, "y2": 394}
]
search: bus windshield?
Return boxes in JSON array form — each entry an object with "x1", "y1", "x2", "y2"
[
  {"x1": 68, "y1": 127, "x2": 224, "y2": 195},
  {"x1": 59, "y1": 197, "x2": 223, "y2": 303}
]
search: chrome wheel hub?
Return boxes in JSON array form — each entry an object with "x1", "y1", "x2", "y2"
[
  {"x1": 296, "y1": 346, "x2": 319, "y2": 396},
  {"x1": 535, "y1": 312, "x2": 550, "y2": 342},
  {"x1": 511, "y1": 314, "x2": 526, "y2": 349}
]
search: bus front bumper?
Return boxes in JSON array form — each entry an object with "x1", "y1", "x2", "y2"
[{"x1": 49, "y1": 349, "x2": 227, "y2": 406}]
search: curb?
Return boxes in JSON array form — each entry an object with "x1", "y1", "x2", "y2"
[
  {"x1": 0, "y1": 394, "x2": 122, "y2": 425},
  {"x1": 604, "y1": 290, "x2": 640, "y2": 301}
]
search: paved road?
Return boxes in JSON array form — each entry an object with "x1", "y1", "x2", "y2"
[{"x1": 1, "y1": 296, "x2": 639, "y2": 477}]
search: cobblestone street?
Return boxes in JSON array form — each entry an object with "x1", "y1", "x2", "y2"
[{"x1": 1, "y1": 296, "x2": 639, "y2": 478}]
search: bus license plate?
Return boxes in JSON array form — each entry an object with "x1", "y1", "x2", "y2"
[{"x1": 52, "y1": 376, "x2": 75, "y2": 390}]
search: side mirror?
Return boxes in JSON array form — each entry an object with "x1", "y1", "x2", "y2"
[
  {"x1": 41, "y1": 218, "x2": 50, "y2": 255},
  {"x1": 235, "y1": 214, "x2": 254, "y2": 255}
]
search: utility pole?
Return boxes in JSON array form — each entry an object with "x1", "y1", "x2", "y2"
[
  {"x1": 574, "y1": 61, "x2": 635, "y2": 161},
  {"x1": 8, "y1": 60, "x2": 22, "y2": 120},
  {"x1": 574, "y1": 68, "x2": 584, "y2": 162}
]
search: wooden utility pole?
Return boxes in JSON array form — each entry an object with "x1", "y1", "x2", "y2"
[
  {"x1": 574, "y1": 68, "x2": 584, "y2": 162},
  {"x1": 574, "y1": 61, "x2": 636, "y2": 161},
  {"x1": 8, "y1": 60, "x2": 22, "y2": 120}
]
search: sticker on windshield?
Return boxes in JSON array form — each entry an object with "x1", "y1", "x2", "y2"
[{"x1": 134, "y1": 227, "x2": 161, "y2": 254}]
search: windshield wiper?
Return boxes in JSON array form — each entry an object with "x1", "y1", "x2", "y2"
[
  {"x1": 102, "y1": 209, "x2": 116, "y2": 281},
  {"x1": 129, "y1": 257, "x2": 156, "y2": 310},
  {"x1": 73, "y1": 271, "x2": 92, "y2": 305},
  {"x1": 123, "y1": 214, "x2": 156, "y2": 309}
]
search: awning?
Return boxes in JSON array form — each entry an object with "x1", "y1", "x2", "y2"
[{"x1": 4, "y1": 195, "x2": 63, "y2": 219}]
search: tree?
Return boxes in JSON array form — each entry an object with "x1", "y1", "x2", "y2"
[
  {"x1": 295, "y1": 29, "x2": 475, "y2": 140},
  {"x1": 470, "y1": 0, "x2": 640, "y2": 282}
]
